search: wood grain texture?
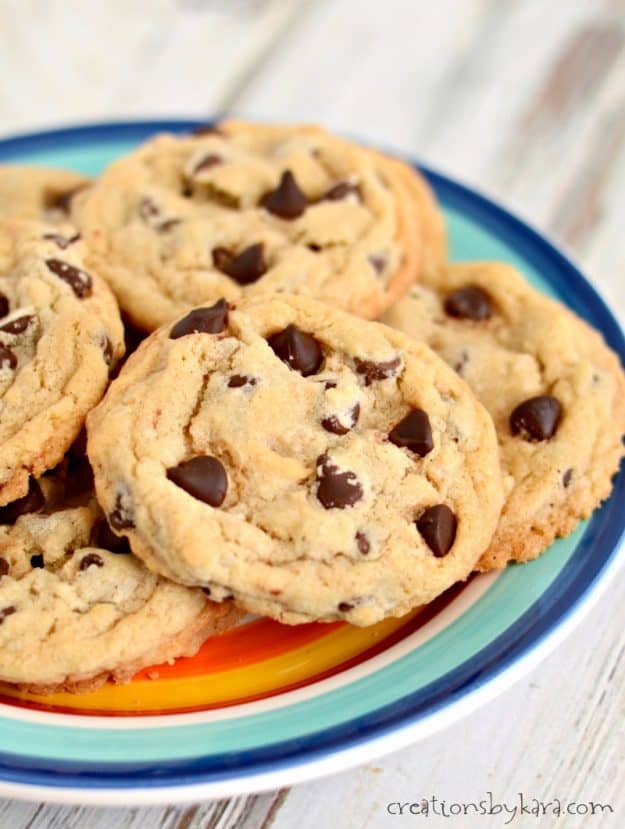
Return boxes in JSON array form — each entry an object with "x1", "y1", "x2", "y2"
[{"x1": 0, "y1": 0, "x2": 624, "y2": 826}]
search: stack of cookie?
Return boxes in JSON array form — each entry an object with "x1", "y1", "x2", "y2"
[{"x1": 0, "y1": 120, "x2": 622, "y2": 693}]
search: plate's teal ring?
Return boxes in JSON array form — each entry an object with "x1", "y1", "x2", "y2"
[{"x1": 0, "y1": 121, "x2": 622, "y2": 791}]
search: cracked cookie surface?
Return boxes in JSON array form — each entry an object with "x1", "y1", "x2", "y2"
[
  {"x1": 0, "y1": 165, "x2": 89, "y2": 222},
  {"x1": 74, "y1": 120, "x2": 445, "y2": 331},
  {"x1": 87, "y1": 295, "x2": 502, "y2": 626},
  {"x1": 0, "y1": 219, "x2": 124, "y2": 506},
  {"x1": 382, "y1": 261, "x2": 625, "y2": 569},
  {"x1": 0, "y1": 458, "x2": 242, "y2": 693}
]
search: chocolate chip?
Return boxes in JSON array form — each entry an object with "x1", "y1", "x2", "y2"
[
  {"x1": 416, "y1": 505, "x2": 457, "y2": 557},
  {"x1": 261, "y1": 170, "x2": 308, "y2": 219},
  {"x1": 167, "y1": 456, "x2": 228, "y2": 507},
  {"x1": 354, "y1": 356, "x2": 401, "y2": 385},
  {"x1": 30, "y1": 554, "x2": 44, "y2": 569},
  {"x1": 108, "y1": 494, "x2": 134, "y2": 531},
  {"x1": 213, "y1": 243, "x2": 266, "y2": 285},
  {"x1": 43, "y1": 232, "x2": 81, "y2": 250},
  {"x1": 0, "y1": 557, "x2": 9, "y2": 577},
  {"x1": 157, "y1": 218, "x2": 181, "y2": 233},
  {"x1": 100, "y1": 335, "x2": 114, "y2": 366},
  {"x1": 0, "y1": 344, "x2": 17, "y2": 370},
  {"x1": 308, "y1": 243, "x2": 322, "y2": 252},
  {"x1": 368, "y1": 254, "x2": 387, "y2": 275},
  {"x1": 316, "y1": 453, "x2": 363, "y2": 509},
  {"x1": 322, "y1": 181, "x2": 361, "y2": 201},
  {"x1": 389, "y1": 409, "x2": 433, "y2": 457},
  {"x1": 0, "y1": 294, "x2": 8, "y2": 318},
  {"x1": 202, "y1": 586, "x2": 212, "y2": 596},
  {"x1": 45, "y1": 258, "x2": 92, "y2": 298},
  {"x1": 91, "y1": 519, "x2": 131, "y2": 554},
  {"x1": 170, "y1": 299, "x2": 229, "y2": 338},
  {"x1": 510, "y1": 395, "x2": 562, "y2": 441},
  {"x1": 0, "y1": 479, "x2": 44, "y2": 524},
  {"x1": 80, "y1": 552, "x2": 104, "y2": 571},
  {"x1": 444, "y1": 285, "x2": 492, "y2": 321},
  {"x1": 139, "y1": 197, "x2": 160, "y2": 220},
  {"x1": 563, "y1": 468, "x2": 573, "y2": 488},
  {"x1": 228, "y1": 374, "x2": 256, "y2": 388},
  {"x1": 193, "y1": 154, "x2": 223, "y2": 173},
  {"x1": 191, "y1": 124, "x2": 222, "y2": 136},
  {"x1": 338, "y1": 601, "x2": 354, "y2": 612},
  {"x1": 324, "y1": 380, "x2": 337, "y2": 390},
  {"x1": 0, "y1": 606, "x2": 16, "y2": 624},
  {"x1": 0, "y1": 315, "x2": 35, "y2": 335},
  {"x1": 355, "y1": 532, "x2": 370, "y2": 554},
  {"x1": 46, "y1": 184, "x2": 87, "y2": 214},
  {"x1": 321, "y1": 403, "x2": 360, "y2": 436},
  {"x1": 268, "y1": 324, "x2": 323, "y2": 376}
]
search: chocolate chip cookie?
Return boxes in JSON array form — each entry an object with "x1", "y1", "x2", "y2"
[
  {"x1": 0, "y1": 219, "x2": 124, "y2": 506},
  {"x1": 87, "y1": 295, "x2": 502, "y2": 626},
  {"x1": 382, "y1": 261, "x2": 625, "y2": 569},
  {"x1": 0, "y1": 464, "x2": 242, "y2": 693},
  {"x1": 74, "y1": 120, "x2": 446, "y2": 331},
  {"x1": 0, "y1": 165, "x2": 89, "y2": 222}
]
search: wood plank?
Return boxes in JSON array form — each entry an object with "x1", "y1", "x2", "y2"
[{"x1": 0, "y1": 0, "x2": 306, "y2": 134}]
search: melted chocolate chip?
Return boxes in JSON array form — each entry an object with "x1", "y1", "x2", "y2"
[
  {"x1": 139, "y1": 197, "x2": 160, "y2": 220},
  {"x1": 91, "y1": 519, "x2": 131, "y2": 554},
  {"x1": 108, "y1": 494, "x2": 134, "y2": 531},
  {"x1": 322, "y1": 181, "x2": 361, "y2": 201},
  {"x1": 355, "y1": 532, "x2": 370, "y2": 554},
  {"x1": 510, "y1": 395, "x2": 562, "y2": 441},
  {"x1": 0, "y1": 344, "x2": 17, "y2": 370},
  {"x1": 157, "y1": 218, "x2": 181, "y2": 233},
  {"x1": 416, "y1": 505, "x2": 457, "y2": 557},
  {"x1": 261, "y1": 170, "x2": 308, "y2": 219},
  {"x1": 30, "y1": 554, "x2": 44, "y2": 569},
  {"x1": 167, "y1": 456, "x2": 228, "y2": 507},
  {"x1": 100, "y1": 335, "x2": 114, "y2": 366},
  {"x1": 0, "y1": 557, "x2": 8, "y2": 577},
  {"x1": 80, "y1": 552, "x2": 104, "y2": 571},
  {"x1": 0, "y1": 315, "x2": 35, "y2": 335},
  {"x1": 43, "y1": 232, "x2": 81, "y2": 250},
  {"x1": 202, "y1": 586, "x2": 212, "y2": 596},
  {"x1": 444, "y1": 285, "x2": 492, "y2": 321},
  {"x1": 213, "y1": 243, "x2": 266, "y2": 285},
  {"x1": 228, "y1": 374, "x2": 256, "y2": 388},
  {"x1": 268, "y1": 324, "x2": 323, "y2": 376},
  {"x1": 194, "y1": 154, "x2": 223, "y2": 173},
  {"x1": 0, "y1": 606, "x2": 16, "y2": 624},
  {"x1": 338, "y1": 601, "x2": 354, "y2": 612},
  {"x1": 0, "y1": 294, "x2": 8, "y2": 318},
  {"x1": 191, "y1": 123, "x2": 222, "y2": 136},
  {"x1": 321, "y1": 403, "x2": 360, "y2": 436},
  {"x1": 170, "y1": 299, "x2": 229, "y2": 338},
  {"x1": 45, "y1": 258, "x2": 92, "y2": 298},
  {"x1": 316, "y1": 453, "x2": 363, "y2": 509},
  {"x1": 0, "y1": 479, "x2": 44, "y2": 524},
  {"x1": 389, "y1": 409, "x2": 433, "y2": 457},
  {"x1": 563, "y1": 468, "x2": 573, "y2": 488},
  {"x1": 368, "y1": 253, "x2": 387, "y2": 275},
  {"x1": 354, "y1": 356, "x2": 401, "y2": 385}
]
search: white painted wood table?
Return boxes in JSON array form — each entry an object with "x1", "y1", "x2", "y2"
[{"x1": 1, "y1": 1, "x2": 625, "y2": 826}]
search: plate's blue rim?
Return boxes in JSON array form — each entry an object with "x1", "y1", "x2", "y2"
[{"x1": 0, "y1": 120, "x2": 623, "y2": 791}]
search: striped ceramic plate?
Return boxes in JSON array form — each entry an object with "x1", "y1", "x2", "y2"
[{"x1": 0, "y1": 121, "x2": 623, "y2": 806}]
